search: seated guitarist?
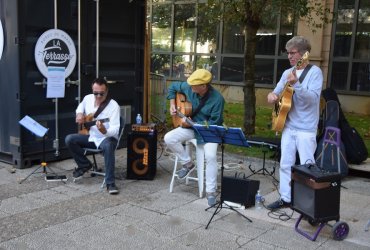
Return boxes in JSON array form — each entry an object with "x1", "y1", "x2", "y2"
[
  {"x1": 65, "y1": 78, "x2": 121, "y2": 194},
  {"x1": 164, "y1": 69, "x2": 225, "y2": 207},
  {"x1": 266, "y1": 36, "x2": 323, "y2": 210}
]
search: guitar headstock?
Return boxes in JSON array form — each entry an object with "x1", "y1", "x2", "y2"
[{"x1": 295, "y1": 51, "x2": 309, "y2": 70}]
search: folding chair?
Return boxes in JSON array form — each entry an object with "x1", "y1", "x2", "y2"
[{"x1": 83, "y1": 117, "x2": 125, "y2": 189}]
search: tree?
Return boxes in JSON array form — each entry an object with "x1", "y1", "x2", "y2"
[{"x1": 200, "y1": 0, "x2": 332, "y2": 134}]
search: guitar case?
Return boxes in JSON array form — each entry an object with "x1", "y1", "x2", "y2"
[
  {"x1": 319, "y1": 88, "x2": 368, "y2": 165},
  {"x1": 315, "y1": 100, "x2": 348, "y2": 177}
]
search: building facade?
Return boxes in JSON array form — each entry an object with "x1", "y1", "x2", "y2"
[{"x1": 148, "y1": 0, "x2": 370, "y2": 114}]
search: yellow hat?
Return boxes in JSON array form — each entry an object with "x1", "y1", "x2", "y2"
[{"x1": 187, "y1": 69, "x2": 212, "y2": 85}]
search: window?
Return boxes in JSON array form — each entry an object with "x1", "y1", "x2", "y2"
[
  {"x1": 150, "y1": 0, "x2": 297, "y2": 86},
  {"x1": 174, "y1": 4, "x2": 196, "y2": 52},
  {"x1": 330, "y1": 0, "x2": 370, "y2": 93}
]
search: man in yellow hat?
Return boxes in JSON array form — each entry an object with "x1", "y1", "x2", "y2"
[{"x1": 164, "y1": 69, "x2": 225, "y2": 207}]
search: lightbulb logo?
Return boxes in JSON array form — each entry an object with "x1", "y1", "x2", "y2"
[{"x1": 34, "y1": 29, "x2": 76, "y2": 78}]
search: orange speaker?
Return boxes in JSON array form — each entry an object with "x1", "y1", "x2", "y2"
[{"x1": 127, "y1": 131, "x2": 157, "y2": 180}]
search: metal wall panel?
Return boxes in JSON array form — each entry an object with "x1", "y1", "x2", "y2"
[{"x1": 0, "y1": 0, "x2": 145, "y2": 168}]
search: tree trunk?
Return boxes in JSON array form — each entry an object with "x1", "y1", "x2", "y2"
[{"x1": 243, "y1": 22, "x2": 259, "y2": 135}]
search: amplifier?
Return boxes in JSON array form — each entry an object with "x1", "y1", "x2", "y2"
[
  {"x1": 291, "y1": 164, "x2": 341, "y2": 222},
  {"x1": 222, "y1": 176, "x2": 260, "y2": 207},
  {"x1": 127, "y1": 131, "x2": 157, "y2": 180},
  {"x1": 132, "y1": 123, "x2": 156, "y2": 133}
]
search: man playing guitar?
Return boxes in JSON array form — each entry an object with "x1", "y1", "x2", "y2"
[
  {"x1": 266, "y1": 36, "x2": 323, "y2": 210},
  {"x1": 164, "y1": 69, "x2": 225, "y2": 207},
  {"x1": 65, "y1": 78, "x2": 121, "y2": 194}
]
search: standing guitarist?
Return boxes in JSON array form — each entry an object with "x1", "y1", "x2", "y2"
[
  {"x1": 65, "y1": 78, "x2": 121, "y2": 194},
  {"x1": 164, "y1": 69, "x2": 225, "y2": 207},
  {"x1": 266, "y1": 36, "x2": 323, "y2": 210}
]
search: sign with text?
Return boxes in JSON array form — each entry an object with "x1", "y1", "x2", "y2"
[
  {"x1": 47, "y1": 66, "x2": 66, "y2": 98},
  {"x1": 34, "y1": 29, "x2": 76, "y2": 78}
]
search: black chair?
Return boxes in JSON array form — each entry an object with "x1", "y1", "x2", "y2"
[{"x1": 83, "y1": 117, "x2": 125, "y2": 189}]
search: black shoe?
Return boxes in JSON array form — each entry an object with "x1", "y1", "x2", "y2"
[
  {"x1": 72, "y1": 168, "x2": 86, "y2": 179},
  {"x1": 72, "y1": 165, "x2": 92, "y2": 179},
  {"x1": 266, "y1": 199, "x2": 291, "y2": 210},
  {"x1": 107, "y1": 183, "x2": 119, "y2": 195}
]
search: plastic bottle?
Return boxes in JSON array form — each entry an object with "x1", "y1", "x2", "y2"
[
  {"x1": 255, "y1": 190, "x2": 263, "y2": 210},
  {"x1": 136, "y1": 114, "x2": 142, "y2": 124}
]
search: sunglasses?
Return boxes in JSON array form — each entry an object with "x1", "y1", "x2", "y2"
[{"x1": 93, "y1": 92, "x2": 106, "y2": 97}]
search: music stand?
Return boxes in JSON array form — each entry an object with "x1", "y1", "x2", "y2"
[
  {"x1": 193, "y1": 124, "x2": 252, "y2": 229},
  {"x1": 246, "y1": 138, "x2": 279, "y2": 182},
  {"x1": 18, "y1": 116, "x2": 63, "y2": 183}
]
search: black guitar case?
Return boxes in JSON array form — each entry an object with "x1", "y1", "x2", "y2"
[{"x1": 315, "y1": 100, "x2": 348, "y2": 177}]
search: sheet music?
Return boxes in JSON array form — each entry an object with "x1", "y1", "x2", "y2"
[
  {"x1": 193, "y1": 124, "x2": 249, "y2": 147},
  {"x1": 19, "y1": 115, "x2": 48, "y2": 137}
]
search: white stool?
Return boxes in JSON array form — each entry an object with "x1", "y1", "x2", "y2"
[{"x1": 169, "y1": 139, "x2": 205, "y2": 198}]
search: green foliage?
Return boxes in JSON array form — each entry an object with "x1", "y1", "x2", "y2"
[
  {"x1": 162, "y1": 101, "x2": 370, "y2": 159},
  {"x1": 223, "y1": 103, "x2": 370, "y2": 159},
  {"x1": 203, "y1": 0, "x2": 333, "y2": 31}
]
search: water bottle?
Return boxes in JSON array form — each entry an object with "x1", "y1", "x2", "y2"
[
  {"x1": 136, "y1": 114, "x2": 142, "y2": 124},
  {"x1": 255, "y1": 190, "x2": 263, "y2": 210}
]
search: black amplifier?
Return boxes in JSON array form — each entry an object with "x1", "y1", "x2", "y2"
[
  {"x1": 132, "y1": 123, "x2": 156, "y2": 133},
  {"x1": 291, "y1": 164, "x2": 341, "y2": 222}
]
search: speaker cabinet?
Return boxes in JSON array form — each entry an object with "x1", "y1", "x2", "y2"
[
  {"x1": 291, "y1": 164, "x2": 341, "y2": 222},
  {"x1": 222, "y1": 176, "x2": 260, "y2": 207},
  {"x1": 127, "y1": 131, "x2": 157, "y2": 180}
]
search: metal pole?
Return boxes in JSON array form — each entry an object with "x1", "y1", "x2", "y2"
[
  {"x1": 78, "y1": 0, "x2": 81, "y2": 103},
  {"x1": 96, "y1": 0, "x2": 99, "y2": 78},
  {"x1": 53, "y1": 0, "x2": 60, "y2": 156}
]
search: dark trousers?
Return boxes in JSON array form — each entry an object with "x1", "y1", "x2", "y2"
[{"x1": 65, "y1": 134, "x2": 117, "y2": 185}]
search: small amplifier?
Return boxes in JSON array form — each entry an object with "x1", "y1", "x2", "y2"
[
  {"x1": 222, "y1": 176, "x2": 260, "y2": 207},
  {"x1": 132, "y1": 123, "x2": 156, "y2": 133},
  {"x1": 291, "y1": 164, "x2": 341, "y2": 222}
]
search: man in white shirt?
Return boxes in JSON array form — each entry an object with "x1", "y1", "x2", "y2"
[
  {"x1": 266, "y1": 36, "x2": 323, "y2": 209},
  {"x1": 65, "y1": 78, "x2": 121, "y2": 194}
]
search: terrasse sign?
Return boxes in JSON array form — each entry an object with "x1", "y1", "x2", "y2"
[{"x1": 34, "y1": 29, "x2": 76, "y2": 78}]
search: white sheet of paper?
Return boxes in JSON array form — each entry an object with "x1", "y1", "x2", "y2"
[
  {"x1": 47, "y1": 66, "x2": 66, "y2": 98},
  {"x1": 19, "y1": 115, "x2": 49, "y2": 137}
]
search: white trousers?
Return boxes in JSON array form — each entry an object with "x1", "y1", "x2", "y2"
[
  {"x1": 164, "y1": 127, "x2": 219, "y2": 193},
  {"x1": 279, "y1": 127, "x2": 317, "y2": 202}
]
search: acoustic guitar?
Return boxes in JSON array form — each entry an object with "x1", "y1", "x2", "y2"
[
  {"x1": 79, "y1": 113, "x2": 110, "y2": 135},
  {"x1": 271, "y1": 51, "x2": 309, "y2": 132},
  {"x1": 172, "y1": 93, "x2": 193, "y2": 128}
]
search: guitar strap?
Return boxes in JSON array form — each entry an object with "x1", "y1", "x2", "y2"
[
  {"x1": 93, "y1": 97, "x2": 111, "y2": 118},
  {"x1": 191, "y1": 86, "x2": 212, "y2": 118},
  {"x1": 298, "y1": 64, "x2": 312, "y2": 83}
]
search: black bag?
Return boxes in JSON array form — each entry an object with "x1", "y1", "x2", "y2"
[
  {"x1": 321, "y1": 88, "x2": 368, "y2": 164},
  {"x1": 315, "y1": 100, "x2": 348, "y2": 177},
  {"x1": 340, "y1": 119, "x2": 368, "y2": 164}
]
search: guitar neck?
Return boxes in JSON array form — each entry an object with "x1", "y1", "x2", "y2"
[
  {"x1": 84, "y1": 118, "x2": 110, "y2": 128},
  {"x1": 176, "y1": 111, "x2": 195, "y2": 126}
]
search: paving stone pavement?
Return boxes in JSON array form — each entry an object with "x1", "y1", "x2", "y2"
[{"x1": 0, "y1": 146, "x2": 369, "y2": 250}]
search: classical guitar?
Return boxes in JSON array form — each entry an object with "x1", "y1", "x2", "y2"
[
  {"x1": 175, "y1": 109, "x2": 195, "y2": 127},
  {"x1": 79, "y1": 113, "x2": 110, "y2": 135},
  {"x1": 271, "y1": 51, "x2": 309, "y2": 132},
  {"x1": 172, "y1": 93, "x2": 193, "y2": 128}
]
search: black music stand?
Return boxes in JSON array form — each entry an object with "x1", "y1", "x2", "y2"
[
  {"x1": 193, "y1": 124, "x2": 252, "y2": 229},
  {"x1": 18, "y1": 116, "x2": 63, "y2": 184},
  {"x1": 246, "y1": 137, "x2": 279, "y2": 182}
]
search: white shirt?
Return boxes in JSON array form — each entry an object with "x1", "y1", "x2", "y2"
[{"x1": 76, "y1": 94, "x2": 120, "y2": 148}]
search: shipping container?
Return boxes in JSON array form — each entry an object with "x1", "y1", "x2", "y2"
[{"x1": 0, "y1": 0, "x2": 146, "y2": 168}]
